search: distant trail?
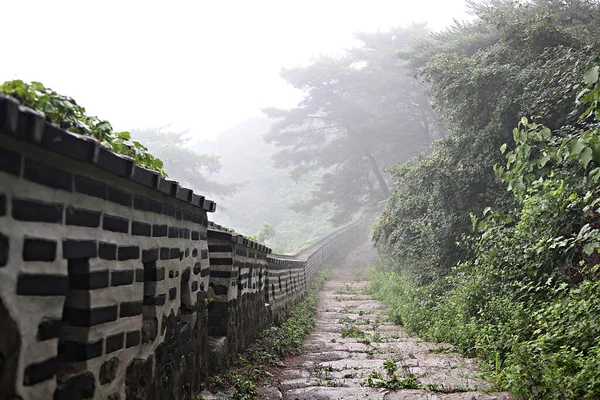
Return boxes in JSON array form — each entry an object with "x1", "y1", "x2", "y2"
[{"x1": 259, "y1": 242, "x2": 510, "y2": 400}]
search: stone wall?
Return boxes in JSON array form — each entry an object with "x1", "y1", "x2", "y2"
[{"x1": 0, "y1": 94, "x2": 366, "y2": 400}]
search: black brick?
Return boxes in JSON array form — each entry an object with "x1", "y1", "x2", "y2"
[
  {"x1": 191, "y1": 281, "x2": 198, "y2": 292},
  {"x1": 67, "y1": 258, "x2": 90, "y2": 274},
  {"x1": 169, "y1": 287, "x2": 177, "y2": 300},
  {"x1": 163, "y1": 204, "x2": 176, "y2": 218},
  {"x1": 182, "y1": 267, "x2": 191, "y2": 282},
  {"x1": 126, "y1": 330, "x2": 141, "y2": 348},
  {"x1": 135, "y1": 268, "x2": 144, "y2": 282},
  {"x1": 147, "y1": 199, "x2": 162, "y2": 213},
  {"x1": 103, "y1": 215, "x2": 129, "y2": 233},
  {"x1": 97, "y1": 147, "x2": 132, "y2": 176},
  {"x1": 22, "y1": 357, "x2": 56, "y2": 386},
  {"x1": 192, "y1": 249, "x2": 198, "y2": 258},
  {"x1": 63, "y1": 239, "x2": 97, "y2": 259},
  {"x1": 152, "y1": 224, "x2": 167, "y2": 237},
  {"x1": 142, "y1": 248, "x2": 158, "y2": 263},
  {"x1": 12, "y1": 198, "x2": 63, "y2": 223},
  {"x1": 169, "y1": 247, "x2": 180, "y2": 260},
  {"x1": 22, "y1": 238, "x2": 57, "y2": 262},
  {"x1": 0, "y1": 232, "x2": 8, "y2": 267},
  {"x1": 108, "y1": 187, "x2": 132, "y2": 207},
  {"x1": 183, "y1": 212, "x2": 192, "y2": 222},
  {"x1": 143, "y1": 264, "x2": 165, "y2": 282},
  {"x1": 75, "y1": 175, "x2": 107, "y2": 199},
  {"x1": 111, "y1": 269, "x2": 134, "y2": 286},
  {"x1": 118, "y1": 246, "x2": 139, "y2": 261},
  {"x1": 99, "y1": 242, "x2": 117, "y2": 260},
  {"x1": 133, "y1": 195, "x2": 146, "y2": 211},
  {"x1": 131, "y1": 165, "x2": 157, "y2": 187},
  {"x1": 180, "y1": 228, "x2": 190, "y2": 239},
  {"x1": 192, "y1": 231, "x2": 200, "y2": 241},
  {"x1": 201, "y1": 268, "x2": 210, "y2": 277},
  {"x1": 168, "y1": 226, "x2": 179, "y2": 238},
  {"x1": 159, "y1": 247, "x2": 170, "y2": 260},
  {"x1": 175, "y1": 209, "x2": 182, "y2": 219},
  {"x1": 0, "y1": 193, "x2": 5, "y2": 216},
  {"x1": 37, "y1": 318, "x2": 62, "y2": 341},
  {"x1": 212, "y1": 284, "x2": 228, "y2": 295},
  {"x1": 24, "y1": 158, "x2": 72, "y2": 191},
  {"x1": 41, "y1": 124, "x2": 96, "y2": 162},
  {"x1": 210, "y1": 257, "x2": 233, "y2": 266},
  {"x1": 143, "y1": 294, "x2": 166, "y2": 306},
  {"x1": 106, "y1": 333, "x2": 124, "y2": 354},
  {"x1": 209, "y1": 245, "x2": 233, "y2": 253},
  {"x1": 69, "y1": 270, "x2": 109, "y2": 290},
  {"x1": 132, "y1": 221, "x2": 151, "y2": 236},
  {"x1": 65, "y1": 207, "x2": 101, "y2": 227},
  {"x1": 58, "y1": 340, "x2": 103, "y2": 362},
  {"x1": 193, "y1": 262, "x2": 201, "y2": 275},
  {"x1": 119, "y1": 301, "x2": 143, "y2": 317},
  {"x1": 209, "y1": 270, "x2": 232, "y2": 278},
  {"x1": 17, "y1": 273, "x2": 68, "y2": 295},
  {"x1": 169, "y1": 270, "x2": 175, "y2": 278},
  {"x1": 0, "y1": 147, "x2": 21, "y2": 175},
  {"x1": 63, "y1": 306, "x2": 118, "y2": 326}
]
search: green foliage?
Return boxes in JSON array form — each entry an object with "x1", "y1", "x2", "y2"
[
  {"x1": 373, "y1": 1, "x2": 600, "y2": 398},
  {"x1": 0, "y1": 80, "x2": 165, "y2": 175},
  {"x1": 375, "y1": 61, "x2": 600, "y2": 399},
  {"x1": 364, "y1": 359, "x2": 421, "y2": 389}
]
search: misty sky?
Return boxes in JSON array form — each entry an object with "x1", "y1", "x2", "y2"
[{"x1": 2, "y1": 0, "x2": 470, "y2": 141}]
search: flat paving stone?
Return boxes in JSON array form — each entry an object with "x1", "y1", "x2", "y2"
[{"x1": 263, "y1": 241, "x2": 511, "y2": 400}]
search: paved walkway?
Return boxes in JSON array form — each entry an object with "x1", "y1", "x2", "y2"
[{"x1": 262, "y1": 244, "x2": 510, "y2": 400}]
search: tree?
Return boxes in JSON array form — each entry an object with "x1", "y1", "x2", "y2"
[
  {"x1": 263, "y1": 25, "x2": 441, "y2": 224},
  {"x1": 376, "y1": 0, "x2": 600, "y2": 277},
  {"x1": 131, "y1": 128, "x2": 241, "y2": 197}
]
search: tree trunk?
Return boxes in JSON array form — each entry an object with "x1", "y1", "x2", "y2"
[{"x1": 365, "y1": 152, "x2": 390, "y2": 199}]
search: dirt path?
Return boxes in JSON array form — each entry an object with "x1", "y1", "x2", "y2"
[{"x1": 262, "y1": 243, "x2": 510, "y2": 400}]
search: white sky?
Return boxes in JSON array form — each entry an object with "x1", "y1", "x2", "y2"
[{"x1": 1, "y1": 0, "x2": 470, "y2": 140}]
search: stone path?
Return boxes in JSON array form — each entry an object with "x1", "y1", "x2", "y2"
[{"x1": 260, "y1": 244, "x2": 511, "y2": 400}]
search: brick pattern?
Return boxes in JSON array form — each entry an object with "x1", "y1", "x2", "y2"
[{"x1": 1, "y1": 133, "x2": 211, "y2": 399}]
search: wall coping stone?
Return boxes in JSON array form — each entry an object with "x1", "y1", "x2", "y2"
[{"x1": 0, "y1": 93, "x2": 216, "y2": 213}]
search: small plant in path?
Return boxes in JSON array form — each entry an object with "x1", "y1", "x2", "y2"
[{"x1": 364, "y1": 359, "x2": 422, "y2": 389}]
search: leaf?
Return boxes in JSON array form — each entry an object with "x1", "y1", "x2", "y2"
[
  {"x1": 580, "y1": 146, "x2": 593, "y2": 169},
  {"x1": 569, "y1": 139, "x2": 586, "y2": 156},
  {"x1": 500, "y1": 143, "x2": 507, "y2": 154},
  {"x1": 589, "y1": 167, "x2": 600, "y2": 183},
  {"x1": 583, "y1": 242, "x2": 599, "y2": 256},
  {"x1": 583, "y1": 66, "x2": 599, "y2": 86}
]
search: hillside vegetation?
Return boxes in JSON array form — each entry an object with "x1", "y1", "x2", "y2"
[{"x1": 372, "y1": 0, "x2": 600, "y2": 398}]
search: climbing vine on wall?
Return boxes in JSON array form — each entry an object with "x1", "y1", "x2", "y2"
[{"x1": 0, "y1": 80, "x2": 166, "y2": 176}]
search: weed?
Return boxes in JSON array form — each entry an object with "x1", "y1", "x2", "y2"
[
  {"x1": 364, "y1": 359, "x2": 422, "y2": 390},
  {"x1": 340, "y1": 326, "x2": 367, "y2": 339}
]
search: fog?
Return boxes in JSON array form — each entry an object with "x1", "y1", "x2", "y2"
[
  {"x1": 1, "y1": 0, "x2": 469, "y2": 141},
  {"x1": 1, "y1": 0, "x2": 475, "y2": 250}
]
